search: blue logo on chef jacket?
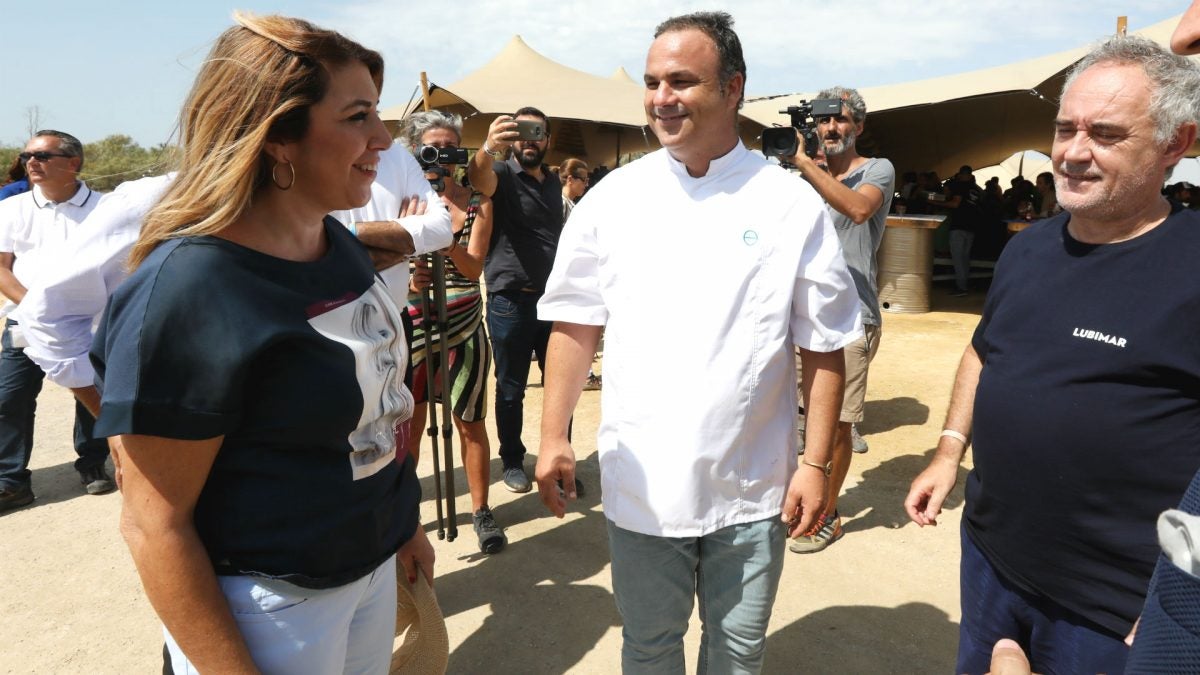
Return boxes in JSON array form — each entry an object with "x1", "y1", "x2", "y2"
[{"x1": 742, "y1": 229, "x2": 759, "y2": 246}]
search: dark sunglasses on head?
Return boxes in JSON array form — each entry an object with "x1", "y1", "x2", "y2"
[{"x1": 18, "y1": 151, "x2": 72, "y2": 163}]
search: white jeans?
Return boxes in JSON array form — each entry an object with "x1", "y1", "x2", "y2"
[{"x1": 165, "y1": 555, "x2": 397, "y2": 674}]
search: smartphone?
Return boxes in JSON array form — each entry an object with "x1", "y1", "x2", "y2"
[{"x1": 514, "y1": 119, "x2": 546, "y2": 141}]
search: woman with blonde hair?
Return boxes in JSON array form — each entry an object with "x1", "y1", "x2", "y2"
[{"x1": 91, "y1": 13, "x2": 432, "y2": 673}]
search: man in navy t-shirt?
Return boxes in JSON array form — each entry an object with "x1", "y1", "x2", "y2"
[{"x1": 904, "y1": 35, "x2": 1200, "y2": 674}]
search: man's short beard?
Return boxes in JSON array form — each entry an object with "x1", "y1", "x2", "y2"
[
  {"x1": 824, "y1": 129, "x2": 857, "y2": 157},
  {"x1": 517, "y1": 144, "x2": 546, "y2": 169}
]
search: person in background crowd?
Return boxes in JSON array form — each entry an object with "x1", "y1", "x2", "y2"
[
  {"x1": 91, "y1": 14, "x2": 434, "y2": 672},
  {"x1": 399, "y1": 110, "x2": 506, "y2": 555},
  {"x1": 942, "y1": 165, "x2": 985, "y2": 297},
  {"x1": 558, "y1": 157, "x2": 589, "y2": 221},
  {"x1": 536, "y1": 11, "x2": 860, "y2": 671},
  {"x1": 556, "y1": 157, "x2": 603, "y2": 391},
  {"x1": 906, "y1": 34, "x2": 1200, "y2": 674},
  {"x1": 1034, "y1": 171, "x2": 1060, "y2": 217},
  {"x1": 0, "y1": 129, "x2": 111, "y2": 512},
  {"x1": 0, "y1": 155, "x2": 30, "y2": 201}
]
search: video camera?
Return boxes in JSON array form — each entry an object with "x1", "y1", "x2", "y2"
[
  {"x1": 416, "y1": 144, "x2": 469, "y2": 192},
  {"x1": 760, "y1": 98, "x2": 843, "y2": 163}
]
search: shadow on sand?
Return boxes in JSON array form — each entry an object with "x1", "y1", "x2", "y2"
[
  {"x1": 838, "y1": 448, "x2": 969, "y2": 536},
  {"x1": 416, "y1": 456, "x2": 619, "y2": 674},
  {"x1": 764, "y1": 601, "x2": 959, "y2": 673}
]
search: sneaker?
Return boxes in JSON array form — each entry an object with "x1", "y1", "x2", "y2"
[
  {"x1": 583, "y1": 373, "x2": 602, "y2": 391},
  {"x1": 473, "y1": 507, "x2": 507, "y2": 554},
  {"x1": 797, "y1": 413, "x2": 806, "y2": 455},
  {"x1": 788, "y1": 511, "x2": 843, "y2": 554},
  {"x1": 0, "y1": 484, "x2": 34, "y2": 513},
  {"x1": 502, "y1": 466, "x2": 531, "y2": 493},
  {"x1": 80, "y1": 466, "x2": 116, "y2": 495},
  {"x1": 851, "y1": 424, "x2": 869, "y2": 454}
]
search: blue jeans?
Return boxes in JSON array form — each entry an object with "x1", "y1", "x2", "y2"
[
  {"x1": 0, "y1": 319, "x2": 108, "y2": 489},
  {"x1": 485, "y1": 290, "x2": 552, "y2": 469},
  {"x1": 607, "y1": 517, "x2": 786, "y2": 674},
  {"x1": 949, "y1": 229, "x2": 975, "y2": 292},
  {"x1": 957, "y1": 525, "x2": 1129, "y2": 674}
]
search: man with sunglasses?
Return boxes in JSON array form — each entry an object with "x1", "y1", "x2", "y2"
[{"x1": 0, "y1": 130, "x2": 112, "y2": 512}]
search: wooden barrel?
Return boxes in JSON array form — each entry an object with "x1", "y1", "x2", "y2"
[{"x1": 877, "y1": 217, "x2": 940, "y2": 314}]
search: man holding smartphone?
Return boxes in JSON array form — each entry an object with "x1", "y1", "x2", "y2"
[{"x1": 467, "y1": 106, "x2": 564, "y2": 494}]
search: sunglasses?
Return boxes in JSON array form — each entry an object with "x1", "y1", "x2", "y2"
[{"x1": 18, "y1": 151, "x2": 73, "y2": 163}]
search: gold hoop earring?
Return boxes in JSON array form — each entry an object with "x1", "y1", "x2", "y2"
[{"x1": 271, "y1": 161, "x2": 296, "y2": 190}]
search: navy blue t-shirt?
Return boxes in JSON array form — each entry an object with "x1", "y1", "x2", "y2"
[
  {"x1": 966, "y1": 205, "x2": 1200, "y2": 635},
  {"x1": 484, "y1": 159, "x2": 563, "y2": 293},
  {"x1": 92, "y1": 219, "x2": 420, "y2": 589}
]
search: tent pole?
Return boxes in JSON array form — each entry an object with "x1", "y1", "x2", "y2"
[
  {"x1": 1117, "y1": 16, "x2": 1127, "y2": 36},
  {"x1": 420, "y1": 72, "x2": 432, "y2": 112}
]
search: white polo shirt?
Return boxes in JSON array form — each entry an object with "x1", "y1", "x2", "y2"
[
  {"x1": 330, "y1": 144, "x2": 452, "y2": 305},
  {"x1": 538, "y1": 143, "x2": 863, "y2": 537},
  {"x1": 0, "y1": 182, "x2": 103, "y2": 319},
  {"x1": 17, "y1": 175, "x2": 171, "y2": 388}
]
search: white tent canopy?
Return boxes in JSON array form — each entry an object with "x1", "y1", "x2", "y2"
[
  {"x1": 741, "y1": 14, "x2": 1195, "y2": 176},
  {"x1": 382, "y1": 36, "x2": 651, "y2": 167}
]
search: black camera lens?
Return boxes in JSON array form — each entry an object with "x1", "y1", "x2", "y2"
[{"x1": 418, "y1": 145, "x2": 441, "y2": 165}]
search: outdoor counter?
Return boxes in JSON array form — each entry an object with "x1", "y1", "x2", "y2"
[{"x1": 878, "y1": 214, "x2": 947, "y2": 314}]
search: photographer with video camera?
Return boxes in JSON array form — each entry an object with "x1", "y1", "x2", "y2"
[
  {"x1": 403, "y1": 110, "x2": 507, "y2": 554},
  {"x1": 782, "y1": 87, "x2": 895, "y2": 554}
]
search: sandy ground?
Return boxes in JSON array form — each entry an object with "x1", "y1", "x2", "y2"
[{"x1": 0, "y1": 291, "x2": 984, "y2": 674}]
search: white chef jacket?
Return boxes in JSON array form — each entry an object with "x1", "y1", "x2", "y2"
[{"x1": 538, "y1": 143, "x2": 863, "y2": 537}]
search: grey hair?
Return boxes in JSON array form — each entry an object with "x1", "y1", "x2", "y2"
[
  {"x1": 399, "y1": 110, "x2": 463, "y2": 148},
  {"x1": 32, "y1": 129, "x2": 84, "y2": 169},
  {"x1": 816, "y1": 87, "x2": 867, "y2": 125},
  {"x1": 1062, "y1": 35, "x2": 1200, "y2": 146}
]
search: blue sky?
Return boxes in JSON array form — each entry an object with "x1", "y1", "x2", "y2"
[{"x1": 1, "y1": 1, "x2": 1184, "y2": 147}]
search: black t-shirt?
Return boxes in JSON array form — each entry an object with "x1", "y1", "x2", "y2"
[
  {"x1": 484, "y1": 159, "x2": 563, "y2": 293},
  {"x1": 92, "y1": 220, "x2": 420, "y2": 589},
  {"x1": 966, "y1": 205, "x2": 1200, "y2": 635},
  {"x1": 947, "y1": 179, "x2": 985, "y2": 231}
]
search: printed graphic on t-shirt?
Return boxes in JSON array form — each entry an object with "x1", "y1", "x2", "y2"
[{"x1": 307, "y1": 281, "x2": 414, "y2": 480}]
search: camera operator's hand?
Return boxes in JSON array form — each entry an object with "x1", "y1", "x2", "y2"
[
  {"x1": 786, "y1": 130, "x2": 827, "y2": 177},
  {"x1": 409, "y1": 256, "x2": 433, "y2": 294},
  {"x1": 485, "y1": 115, "x2": 519, "y2": 156}
]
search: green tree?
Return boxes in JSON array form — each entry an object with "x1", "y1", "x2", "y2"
[{"x1": 82, "y1": 135, "x2": 172, "y2": 192}]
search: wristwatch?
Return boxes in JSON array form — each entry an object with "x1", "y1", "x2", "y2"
[
  {"x1": 482, "y1": 142, "x2": 504, "y2": 160},
  {"x1": 801, "y1": 459, "x2": 833, "y2": 477}
]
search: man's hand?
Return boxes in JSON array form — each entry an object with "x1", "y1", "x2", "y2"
[
  {"x1": 535, "y1": 437, "x2": 577, "y2": 518},
  {"x1": 785, "y1": 132, "x2": 827, "y2": 175},
  {"x1": 484, "y1": 115, "x2": 519, "y2": 157},
  {"x1": 988, "y1": 639, "x2": 1033, "y2": 675},
  {"x1": 904, "y1": 452, "x2": 960, "y2": 526},
  {"x1": 397, "y1": 525, "x2": 435, "y2": 587},
  {"x1": 398, "y1": 195, "x2": 427, "y2": 222},
  {"x1": 781, "y1": 465, "x2": 827, "y2": 537}
]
